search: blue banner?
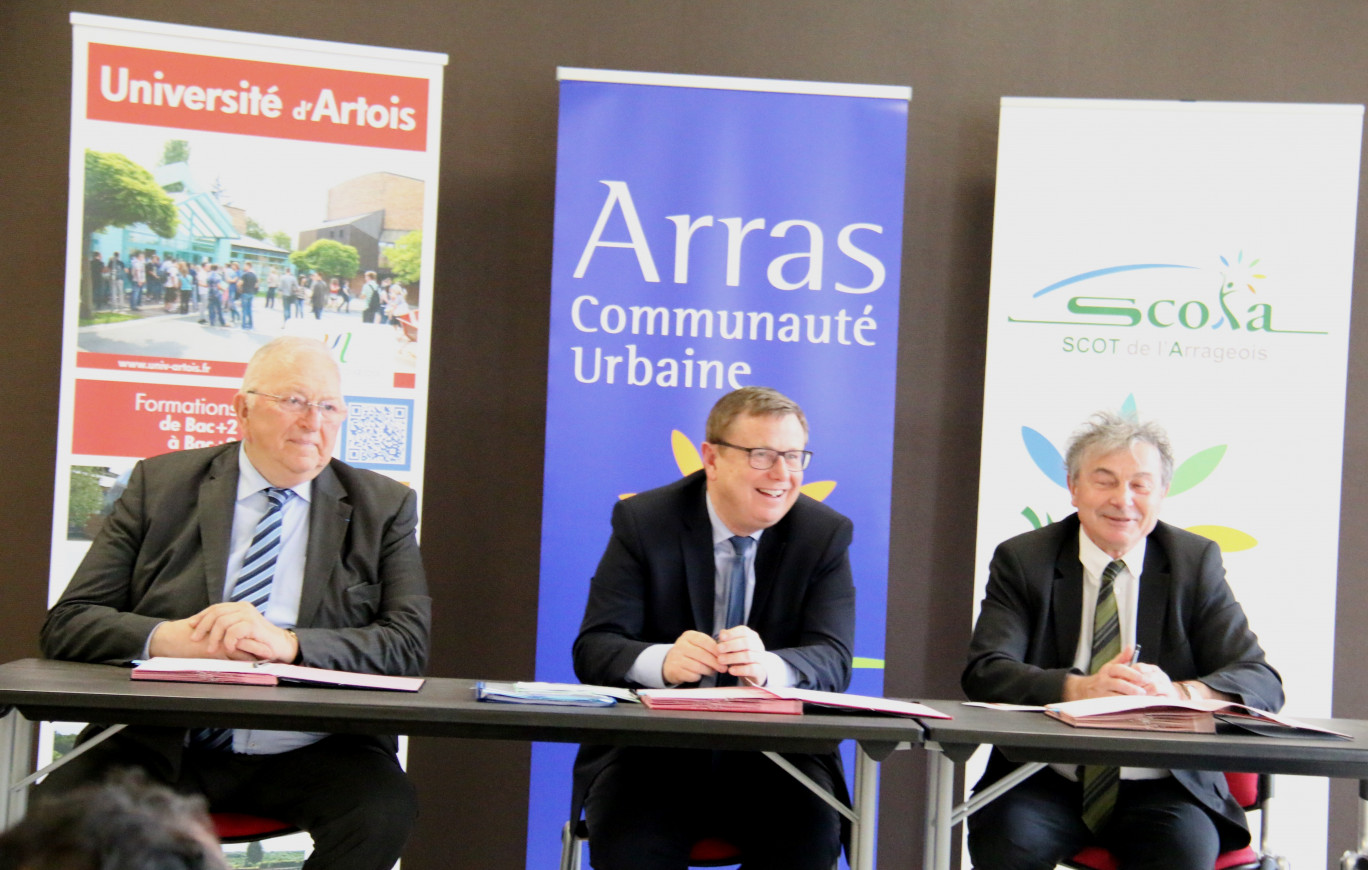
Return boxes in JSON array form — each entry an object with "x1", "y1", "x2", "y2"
[{"x1": 528, "y1": 68, "x2": 910, "y2": 868}]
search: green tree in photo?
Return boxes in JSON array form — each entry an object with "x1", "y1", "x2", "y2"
[
  {"x1": 159, "y1": 139, "x2": 190, "y2": 166},
  {"x1": 244, "y1": 217, "x2": 267, "y2": 241},
  {"x1": 290, "y1": 239, "x2": 360, "y2": 282},
  {"x1": 245, "y1": 840, "x2": 264, "y2": 866},
  {"x1": 270, "y1": 231, "x2": 293, "y2": 251},
  {"x1": 83, "y1": 150, "x2": 179, "y2": 320},
  {"x1": 386, "y1": 230, "x2": 422, "y2": 286}
]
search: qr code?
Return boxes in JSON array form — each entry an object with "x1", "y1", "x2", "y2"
[{"x1": 342, "y1": 399, "x2": 413, "y2": 470}]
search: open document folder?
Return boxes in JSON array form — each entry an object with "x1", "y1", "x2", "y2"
[
  {"x1": 638, "y1": 686, "x2": 952, "y2": 718},
  {"x1": 131, "y1": 657, "x2": 424, "y2": 692},
  {"x1": 1044, "y1": 695, "x2": 1348, "y2": 738}
]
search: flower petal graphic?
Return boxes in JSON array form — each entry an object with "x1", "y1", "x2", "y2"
[
  {"x1": 1167, "y1": 445, "x2": 1226, "y2": 496},
  {"x1": 1022, "y1": 426, "x2": 1067, "y2": 488},
  {"x1": 1186, "y1": 525, "x2": 1257, "y2": 552},
  {"x1": 1120, "y1": 394, "x2": 1138, "y2": 418},
  {"x1": 672, "y1": 429, "x2": 704, "y2": 476},
  {"x1": 801, "y1": 480, "x2": 836, "y2": 501}
]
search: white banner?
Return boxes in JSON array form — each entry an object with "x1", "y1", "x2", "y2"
[{"x1": 975, "y1": 97, "x2": 1362, "y2": 868}]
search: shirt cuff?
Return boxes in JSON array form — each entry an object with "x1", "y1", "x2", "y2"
[
  {"x1": 142, "y1": 622, "x2": 166, "y2": 660},
  {"x1": 759, "y1": 652, "x2": 796, "y2": 688},
  {"x1": 626, "y1": 644, "x2": 674, "y2": 688}
]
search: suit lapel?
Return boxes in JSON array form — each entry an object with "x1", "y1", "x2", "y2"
[
  {"x1": 199, "y1": 447, "x2": 239, "y2": 604},
  {"x1": 750, "y1": 515, "x2": 787, "y2": 622},
  {"x1": 1135, "y1": 530, "x2": 1170, "y2": 657},
  {"x1": 297, "y1": 463, "x2": 350, "y2": 628},
  {"x1": 682, "y1": 484, "x2": 717, "y2": 634},
  {"x1": 1051, "y1": 527, "x2": 1085, "y2": 668}
]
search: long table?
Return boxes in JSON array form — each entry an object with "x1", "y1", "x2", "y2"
[
  {"x1": 0, "y1": 659, "x2": 923, "y2": 870},
  {"x1": 917, "y1": 699, "x2": 1368, "y2": 870}
]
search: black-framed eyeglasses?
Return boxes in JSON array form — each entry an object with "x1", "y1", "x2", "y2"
[
  {"x1": 247, "y1": 390, "x2": 347, "y2": 422},
  {"x1": 712, "y1": 440, "x2": 812, "y2": 471}
]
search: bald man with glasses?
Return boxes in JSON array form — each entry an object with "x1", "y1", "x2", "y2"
[
  {"x1": 39, "y1": 336, "x2": 430, "y2": 870},
  {"x1": 571, "y1": 386, "x2": 857, "y2": 870}
]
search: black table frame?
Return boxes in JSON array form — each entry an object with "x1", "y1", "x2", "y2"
[
  {"x1": 0, "y1": 659, "x2": 924, "y2": 869},
  {"x1": 917, "y1": 700, "x2": 1368, "y2": 870}
]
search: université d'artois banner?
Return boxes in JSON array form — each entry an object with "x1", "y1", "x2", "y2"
[
  {"x1": 975, "y1": 97, "x2": 1362, "y2": 870},
  {"x1": 48, "y1": 14, "x2": 446, "y2": 854},
  {"x1": 54, "y1": 13, "x2": 445, "y2": 592},
  {"x1": 526, "y1": 68, "x2": 911, "y2": 868}
]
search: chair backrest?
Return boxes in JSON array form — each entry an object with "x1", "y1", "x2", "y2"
[
  {"x1": 1224, "y1": 771, "x2": 1260, "y2": 809},
  {"x1": 211, "y1": 812, "x2": 298, "y2": 844},
  {"x1": 689, "y1": 836, "x2": 743, "y2": 866}
]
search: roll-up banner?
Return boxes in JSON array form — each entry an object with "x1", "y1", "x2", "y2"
[
  {"x1": 54, "y1": 13, "x2": 446, "y2": 863},
  {"x1": 975, "y1": 97, "x2": 1362, "y2": 869},
  {"x1": 528, "y1": 68, "x2": 911, "y2": 867}
]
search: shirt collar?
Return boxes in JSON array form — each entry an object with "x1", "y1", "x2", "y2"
[
  {"x1": 1077, "y1": 524, "x2": 1146, "y2": 584},
  {"x1": 704, "y1": 491, "x2": 764, "y2": 548},
  {"x1": 236, "y1": 443, "x2": 312, "y2": 504}
]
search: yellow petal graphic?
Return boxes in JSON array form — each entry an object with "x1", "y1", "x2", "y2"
[
  {"x1": 672, "y1": 429, "x2": 704, "y2": 476},
  {"x1": 801, "y1": 481, "x2": 836, "y2": 501},
  {"x1": 853, "y1": 657, "x2": 885, "y2": 669},
  {"x1": 1185, "y1": 525, "x2": 1257, "y2": 552}
]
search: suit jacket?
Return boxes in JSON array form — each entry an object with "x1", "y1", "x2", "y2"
[
  {"x1": 571, "y1": 470, "x2": 856, "y2": 816},
  {"x1": 962, "y1": 514, "x2": 1283, "y2": 845},
  {"x1": 42, "y1": 442, "x2": 431, "y2": 771}
]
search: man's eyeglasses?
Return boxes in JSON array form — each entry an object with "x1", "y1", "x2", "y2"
[
  {"x1": 712, "y1": 440, "x2": 812, "y2": 472},
  {"x1": 247, "y1": 390, "x2": 347, "y2": 422}
]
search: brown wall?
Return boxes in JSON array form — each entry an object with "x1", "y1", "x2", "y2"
[{"x1": 4, "y1": 2, "x2": 1368, "y2": 868}]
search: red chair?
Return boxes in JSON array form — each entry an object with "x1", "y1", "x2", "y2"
[
  {"x1": 560, "y1": 819, "x2": 743, "y2": 869},
  {"x1": 1063, "y1": 772, "x2": 1284, "y2": 870},
  {"x1": 211, "y1": 812, "x2": 299, "y2": 845}
]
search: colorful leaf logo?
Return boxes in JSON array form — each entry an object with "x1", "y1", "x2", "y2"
[{"x1": 1017, "y1": 395, "x2": 1255, "y2": 552}]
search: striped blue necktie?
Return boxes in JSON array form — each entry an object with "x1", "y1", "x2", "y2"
[
  {"x1": 192, "y1": 486, "x2": 294, "y2": 752},
  {"x1": 229, "y1": 487, "x2": 294, "y2": 612}
]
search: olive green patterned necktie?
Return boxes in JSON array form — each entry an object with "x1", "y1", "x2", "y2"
[{"x1": 1081, "y1": 559, "x2": 1123, "y2": 832}]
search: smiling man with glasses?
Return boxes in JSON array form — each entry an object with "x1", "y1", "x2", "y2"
[
  {"x1": 40, "y1": 336, "x2": 430, "y2": 870},
  {"x1": 572, "y1": 385, "x2": 856, "y2": 870}
]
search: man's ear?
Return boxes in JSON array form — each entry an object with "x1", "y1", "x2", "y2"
[{"x1": 699, "y1": 441, "x2": 719, "y2": 479}]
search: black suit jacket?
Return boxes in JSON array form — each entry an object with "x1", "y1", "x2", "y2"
[
  {"x1": 42, "y1": 442, "x2": 431, "y2": 772},
  {"x1": 962, "y1": 514, "x2": 1283, "y2": 845},
  {"x1": 571, "y1": 470, "x2": 856, "y2": 816}
]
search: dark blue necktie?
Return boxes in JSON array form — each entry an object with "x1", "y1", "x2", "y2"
[
  {"x1": 715, "y1": 536, "x2": 753, "y2": 688},
  {"x1": 723, "y1": 535, "x2": 754, "y2": 631}
]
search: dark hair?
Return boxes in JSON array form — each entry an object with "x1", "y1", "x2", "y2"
[{"x1": 0, "y1": 770, "x2": 227, "y2": 870}]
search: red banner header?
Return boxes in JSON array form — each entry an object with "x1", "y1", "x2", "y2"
[{"x1": 86, "y1": 42, "x2": 430, "y2": 151}]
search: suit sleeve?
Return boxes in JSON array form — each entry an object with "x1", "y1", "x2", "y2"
[
  {"x1": 768, "y1": 513, "x2": 855, "y2": 694},
  {"x1": 962, "y1": 540, "x2": 1074, "y2": 706},
  {"x1": 1180, "y1": 539, "x2": 1283, "y2": 712},
  {"x1": 293, "y1": 485, "x2": 431, "y2": 677},
  {"x1": 41, "y1": 460, "x2": 166, "y2": 665},
  {"x1": 573, "y1": 498, "x2": 659, "y2": 687}
]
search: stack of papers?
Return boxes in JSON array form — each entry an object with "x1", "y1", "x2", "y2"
[
  {"x1": 475, "y1": 681, "x2": 639, "y2": 707},
  {"x1": 1044, "y1": 695, "x2": 1347, "y2": 738},
  {"x1": 638, "y1": 687, "x2": 802, "y2": 714},
  {"x1": 635, "y1": 686, "x2": 951, "y2": 718},
  {"x1": 130, "y1": 658, "x2": 424, "y2": 692}
]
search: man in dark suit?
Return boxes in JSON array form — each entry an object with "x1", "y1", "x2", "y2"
[
  {"x1": 963, "y1": 411, "x2": 1282, "y2": 870},
  {"x1": 573, "y1": 386, "x2": 856, "y2": 870},
  {"x1": 39, "y1": 336, "x2": 430, "y2": 870}
]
